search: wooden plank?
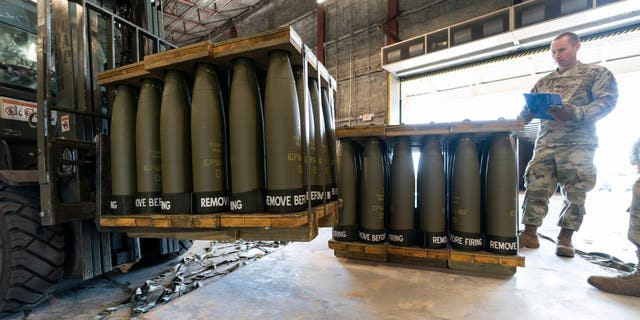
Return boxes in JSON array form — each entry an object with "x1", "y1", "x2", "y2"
[
  {"x1": 448, "y1": 260, "x2": 517, "y2": 277},
  {"x1": 98, "y1": 27, "x2": 326, "y2": 88},
  {"x1": 192, "y1": 216, "x2": 220, "y2": 228},
  {"x1": 335, "y1": 120, "x2": 525, "y2": 139},
  {"x1": 213, "y1": 26, "x2": 302, "y2": 60},
  {"x1": 99, "y1": 217, "x2": 136, "y2": 227},
  {"x1": 335, "y1": 126, "x2": 386, "y2": 139},
  {"x1": 449, "y1": 119, "x2": 524, "y2": 134},
  {"x1": 126, "y1": 220, "x2": 318, "y2": 242},
  {"x1": 327, "y1": 240, "x2": 525, "y2": 276},
  {"x1": 144, "y1": 40, "x2": 214, "y2": 74},
  {"x1": 151, "y1": 218, "x2": 171, "y2": 228},
  {"x1": 328, "y1": 240, "x2": 347, "y2": 251},
  {"x1": 135, "y1": 217, "x2": 155, "y2": 227},
  {"x1": 449, "y1": 250, "x2": 525, "y2": 267},
  {"x1": 387, "y1": 255, "x2": 448, "y2": 269},
  {"x1": 100, "y1": 203, "x2": 338, "y2": 243},
  {"x1": 427, "y1": 250, "x2": 451, "y2": 260},
  {"x1": 334, "y1": 250, "x2": 387, "y2": 262},
  {"x1": 97, "y1": 62, "x2": 158, "y2": 87},
  {"x1": 219, "y1": 212, "x2": 308, "y2": 228},
  {"x1": 99, "y1": 203, "x2": 333, "y2": 229},
  {"x1": 386, "y1": 123, "x2": 451, "y2": 136},
  {"x1": 127, "y1": 230, "x2": 238, "y2": 241},
  {"x1": 364, "y1": 245, "x2": 386, "y2": 255}
]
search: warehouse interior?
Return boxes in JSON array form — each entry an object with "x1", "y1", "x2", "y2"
[{"x1": 1, "y1": 0, "x2": 640, "y2": 319}]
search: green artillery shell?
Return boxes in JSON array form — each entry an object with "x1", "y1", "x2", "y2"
[
  {"x1": 389, "y1": 137, "x2": 415, "y2": 246},
  {"x1": 333, "y1": 138, "x2": 358, "y2": 241},
  {"x1": 309, "y1": 77, "x2": 330, "y2": 202},
  {"x1": 191, "y1": 63, "x2": 229, "y2": 214},
  {"x1": 229, "y1": 58, "x2": 265, "y2": 213},
  {"x1": 417, "y1": 136, "x2": 447, "y2": 248},
  {"x1": 450, "y1": 136, "x2": 483, "y2": 251},
  {"x1": 485, "y1": 133, "x2": 518, "y2": 255},
  {"x1": 264, "y1": 50, "x2": 306, "y2": 213},
  {"x1": 321, "y1": 87, "x2": 338, "y2": 201},
  {"x1": 110, "y1": 84, "x2": 137, "y2": 214},
  {"x1": 359, "y1": 138, "x2": 386, "y2": 244},
  {"x1": 293, "y1": 66, "x2": 321, "y2": 206},
  {"x1": 135, "y1": 78, "x2": 163, "y2": 213},
  {"x1": 160, "y1": 70, "x2": 192, "y2": 214}
]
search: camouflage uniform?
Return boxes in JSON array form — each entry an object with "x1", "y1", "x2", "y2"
[
  {"x1": 629, "y1": 138, "x2": 640, "y2": 247},
  {"x1": 521, "y1": 61, "x2": 618, "y2": 231}
]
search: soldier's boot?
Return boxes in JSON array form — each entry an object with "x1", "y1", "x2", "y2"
[
  {"x1": 587, "y1": 250, "x2": 640, "y2": 297},
  {"x1": 519, "y1": 224, "x2": 540, "y2": 248},
  {"x1": 556, "y1": 228, "x2": 575, "y2": 258}
]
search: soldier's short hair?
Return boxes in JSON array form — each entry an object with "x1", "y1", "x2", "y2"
[{"x1": 554, "y1": 32, "x2": 580, "y2": 46}]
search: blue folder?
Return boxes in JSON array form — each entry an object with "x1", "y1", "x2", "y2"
[{"x1": 523, "y1": 93, "x2": 563, "y2": 120}]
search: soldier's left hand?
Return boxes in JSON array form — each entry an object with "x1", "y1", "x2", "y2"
[{"x1": 548, "y1": 104, "x2": 574, "y2": 121}]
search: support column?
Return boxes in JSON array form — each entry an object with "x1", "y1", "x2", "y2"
[
  {"x1": 317, "y1": 2, "x2": 325, "y2": 64},
  {"x1": 386, "y1": 0, "x2": 399, "y2": 45}
]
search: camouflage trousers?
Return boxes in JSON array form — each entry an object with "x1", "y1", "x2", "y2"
[
  {"x1": 522, "y1": 145, "x2": 597, "y2": 231},
  {"x1": 629, "y1": 177, "x2": 640, "y2": 247}
]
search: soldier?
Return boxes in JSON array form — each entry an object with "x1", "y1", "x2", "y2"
[
  {"x1": 518, "y1": 32, "x2": 618, "y2": 257},
  {"x1": 587, "y1": 139, "x2": 640, "y2": 297}
]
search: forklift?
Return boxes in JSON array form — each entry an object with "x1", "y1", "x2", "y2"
[{"x1": 0, "y1": 0, "x2": 191, "y2": 315}]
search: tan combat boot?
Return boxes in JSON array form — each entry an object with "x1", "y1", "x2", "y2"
[
  {"x1": 556, "y1": 228, "x2": 574, "y2": 258},
  {"x1": 519, "y1": 224, "x2": 540, "y2": 248},
  {"x1": 587, "y1": 251, "x2": 640, "y2": 297}
]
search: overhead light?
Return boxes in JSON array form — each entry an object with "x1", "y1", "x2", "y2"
[{"x1": 317, "y1": 0, "x2": 326, "y2": 3}]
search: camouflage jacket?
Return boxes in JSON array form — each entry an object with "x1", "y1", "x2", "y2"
[
  {"x1": 632, "y1": 138, "x2": 640, "y2": 166},
  {"x1": 523, "y1": 61, "x2": 618, "y2": 147}
]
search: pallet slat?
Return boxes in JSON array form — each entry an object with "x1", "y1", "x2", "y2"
[
  {"x1": 97, "y1": 62, "x2": 158, "y2": 87},
  {"x1": 98, "y1": 26, "x2": 335, "y2": 88},
  {"x1": 144, "y1": 41, "x2": 214, "y2": 73},
  {"x1": 328, "y1": 240, "x2": 525, "y2": 276},
  {"x1": 335, "y1": 120, "x2": 525, "y2": 139},
  {"x1": 100, "y1": 201, "x2": 337, "y2": 229}
]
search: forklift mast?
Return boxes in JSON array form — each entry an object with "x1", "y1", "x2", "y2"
[{"x1": 36, "y1": 0, "x2": 171, "y2": 226}]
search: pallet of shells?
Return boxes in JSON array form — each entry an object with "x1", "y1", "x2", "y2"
[{"x1": 97, "y1": 26, "x2": 337, "y2": 242}]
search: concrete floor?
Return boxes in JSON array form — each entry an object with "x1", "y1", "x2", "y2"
[
  {"x1": 4, "y1": 191, "x2": 639, "y2": 319},
  {"x1": 141, "y1": 192, "x2": 640, "y2": 320}
]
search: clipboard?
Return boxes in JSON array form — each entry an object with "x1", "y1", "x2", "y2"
[{"x1": 523, "y1": 93, "x2": 563, "y2": 120}]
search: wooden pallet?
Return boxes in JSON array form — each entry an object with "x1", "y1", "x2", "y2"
[
  {"x1": 335, "y1": 120, "x2": 525, "y2": 139},
  {"x1": 328, "y1": 240, "x2": 525, "y2": 277},
  {"x1": 96, "y1": 61, "x2": 161, "y2": 87},
  {"x1": 99, "y1": 201, "x2": 337, "y2": 242},
  {"x1": 98, "y1": 26, "x2": 335, "y2": 88}
]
